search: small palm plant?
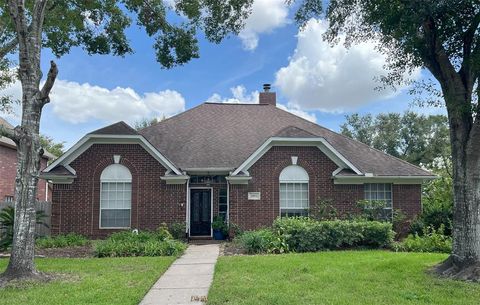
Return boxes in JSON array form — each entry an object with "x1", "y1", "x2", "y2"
[{"x1": 0, "y1": 206, "x2": 48, "y2": 251}]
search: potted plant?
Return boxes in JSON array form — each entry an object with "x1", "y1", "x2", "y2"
[{"x1": 212, "y1": 216, "x2": 228, "y2": 240}]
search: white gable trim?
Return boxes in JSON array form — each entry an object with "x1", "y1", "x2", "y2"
[
  {"x1": 231, "y1": 137, "x2": 362, "y2": 176},
  {"x1": 44, "y1": 134, "x2": 182, "y2": 175}
]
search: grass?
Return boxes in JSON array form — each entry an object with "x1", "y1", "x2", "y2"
[
  {"x1": 208, "y1": 250, "x2": 480, "y2": 305},
  {"x1": 0, "y1": 257, "x2": 175, "y2": 305}
]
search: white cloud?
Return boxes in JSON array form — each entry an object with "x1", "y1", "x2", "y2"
[
  {"x1": 275, "y1": 19, "x2": 421, "y2": 112},
  {"x1": 239, "y1": 0, "x2": 289, "y2": 50},
  {"x1": 1, "y1": 79, "x2": 186, "y2": 124},
  {"x1": 205, "y1": 85, "x2": 317, "y2": 123},
  {"x1": 206, "y1": 85, "x2": 259, "y2": 104}
]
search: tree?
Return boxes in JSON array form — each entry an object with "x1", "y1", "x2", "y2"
[
  {"x1": 0, "y1": 0, "x2": 252, "y2": 282},
  {"x1": 39, "y1": 135, "x2": 64, "y2": 158},
  {"x1": 341, "y1": 112, "x2": 450, "y2": 168},
  {"x1": 134, "y1": 116, "x2": 165, "y2": 131},
  {"x1": 294, "y1": 0, "x2": 480, "y2": 280}
]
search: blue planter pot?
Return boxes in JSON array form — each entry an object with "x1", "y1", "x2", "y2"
[{"x1": 213, "y1": 229, "x2": 225, "y2": 240}]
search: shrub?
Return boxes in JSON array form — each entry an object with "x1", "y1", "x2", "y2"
[
  {"x1": 411, "y1": 174, "x2": 453, "y2": 236},
  {"x1": 212, "y1": 216, "x2": 228, "y2": 235},
  {"x1": 95, "y1": 229, "x2": 186, "y2": 257},
  {"x1": 36, "y1": 233, "x2": 89, "y2": 248},
  {"x1": 168, "y1": 222, "x2": 187, "y2": 241},
  {"x1": 235, "y1": 218, "x2": 394, "y2": 254},
  {"x1": 237, "y1": 229, "x2": 276, "y2": 254},
  {"x1": 394, "y1": 225, "x2": 452, "y2": 253},
  {"x1": 272, "y1": 217, "x2": 394, "y2": 252},
  {"x1": 0, "y1": 206, "x2": 48, "y2": 250}
]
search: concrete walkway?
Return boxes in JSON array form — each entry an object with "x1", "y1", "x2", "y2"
[{"x1": 139, "y1": 244, "x2": 220, "y2": 305}]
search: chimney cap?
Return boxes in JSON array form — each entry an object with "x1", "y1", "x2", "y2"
[{"x1": 263, "y1": 83, "x2": 271, "y2": 92}]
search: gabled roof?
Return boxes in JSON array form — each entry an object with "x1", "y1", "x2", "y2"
[
  {"x1": 89, "y1": 121, "x2": 139, "y2": 136},
  {"x1": 139, "y1": 103, "x2": 434, "y2": 177}
]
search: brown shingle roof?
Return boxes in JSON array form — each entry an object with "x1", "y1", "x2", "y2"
[
  {"x1": 89, "y1": 121, "x2": 138, "y2": 136},
  {"x1": 139, "y1": 103, "x2": 434, "y2": 176}
]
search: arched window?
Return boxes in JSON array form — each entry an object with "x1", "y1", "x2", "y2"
[
  {"x1": 279, "y1": 165, "x2": 309, "y2": 217},
  {"x1": 100, "y1": 164, "x2": 132, "y2": 228}
]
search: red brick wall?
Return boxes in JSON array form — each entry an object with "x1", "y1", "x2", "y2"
[
  {"x1": 51, "y1": 144, "x2": 186, "y2": 238},
  {"x1": 50, "y1": 144, "x2": 422, "y2": 238},
  {"x1": 0, "y1": 145, "x2": 50, "y2": 202},
  {"x1": 229, "y1": 146, "x2": 421, "y2": 232}
]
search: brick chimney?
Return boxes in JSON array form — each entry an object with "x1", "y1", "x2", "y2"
[{"x1": 259, "y1": 83, "x2": 276, "y2": 106}]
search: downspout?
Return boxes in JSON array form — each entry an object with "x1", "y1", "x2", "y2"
[
  {"x1": 185, "y1": 178, "x2": 189, "y2": 235},
  {"x1": 226, "y1": 181, "x2": 230, "y2": 225}
]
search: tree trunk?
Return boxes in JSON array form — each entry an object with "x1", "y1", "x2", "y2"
[
  {"x1": 2, "y1": 91, "x2": 44, "y2": 279},
  {"x1": 436, "y1": 85, "x2": 480, "y2": 281}
]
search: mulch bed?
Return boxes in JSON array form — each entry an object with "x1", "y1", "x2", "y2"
[
  {"x1": 0, "y1": 245, "x2": 95, "y2": 259},
  {"x1": 220, "y1": 242, "x2": 246, "y2": 256},
  {"x1": 35, "y1": 245, "x2": 95, "y2": 258}
]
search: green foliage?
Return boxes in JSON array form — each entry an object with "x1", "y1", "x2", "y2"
[
  {"x1": 411, "y1": 170, "x2": 453, "y2": 236},
  {"x1": 356, "y1": 199, "x2": 391, "y2": 221},
  {"x1": 94, "y1": 230, "x2": 186, "y2": 257},
  {"x1": 168, "y1": 222, "x2": 187, "y2": 241},
  {"x1": 0, "y1": 0, "x2": 253, "y2": 69},
  {"x1": 0, "y1": 206, "x2": 48, "y2": 250},
  {"x1": 212, "y1": 216, "x2": 229, "y2": 235},
  {"x1": 309, "y1": 198, "x2": 338, "y2": 220},
  {"x1": 36, "y1": 233, "x2": 89, "y2": 249},
  {"x1": 40, "y1": 135, "x2": 65, "y2": 158},
  {"x1": 237, "y1": 229, "x2": 286, "y2": 254},
  {"x1": 134, "y1": 116, "x2": 165, "y2": 130},
  {"x1": 236, "y1": 218, "x2": 394, "y2": 254},
  {"x1": 273, "y1": 217, "x2": 394, "y2": 252},
  {"x1": 341, "y1": 112, "x2": 450, "y2": 167},
  {"x1": 228, "y1": 222, "x2": 244, "y2": 238},
  {"x1": 394, "y1": 226, "x2": 452, "y2": 253}
]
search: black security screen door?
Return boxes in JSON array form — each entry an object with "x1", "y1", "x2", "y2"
[{"x1": 190, "y1": 189, "x2": 212, "y2": 236}]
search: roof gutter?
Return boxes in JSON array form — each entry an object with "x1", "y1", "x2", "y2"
[{"x1": 333, "y1": 175, "x2": 438, "y2": 185}]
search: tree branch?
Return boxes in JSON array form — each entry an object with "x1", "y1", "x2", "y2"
[
  {"x1": 0, "y1": 37, "x2": 18, "y2": 58},
  {"x1": 39, "y1": 60, "x2": 58, "y2": 102},
  {"x1": 0, "y1": 122, "x2": 18, "y2": 142},
  {"x1": 459, "y1": 12, "x2": 480, "y2": 90}
]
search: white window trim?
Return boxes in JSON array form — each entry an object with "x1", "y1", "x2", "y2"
[
  {"x1": 279, "y1": 165, "x2": 310, "y2": 217},
  {"x1": 279, "y1": 182, "x2": 310, "y2": 214},
  {"x1": 364, "y1": 183, "x2": 394, "y2": 221},
  {"x1": 99, "y1": 181, "x2": 132, "y2": 229},
  {"x1": 99, "y1": 164, "x2": 132, "y2": 229}
]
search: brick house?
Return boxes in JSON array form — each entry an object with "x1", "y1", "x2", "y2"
[
  {"x1": 0, "y1": 117, "x2": 54, "y2": 202},
  {"x1": 42, "y1": 86, "x2": 435, "y2": 238}
]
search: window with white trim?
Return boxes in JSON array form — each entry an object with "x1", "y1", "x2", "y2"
[
  {"x1": 364, "y1": 183, "x2": 392, "y2": 220},
  {"x1": 279, "y1": 165, "x2": 309, "y2": 217},
  {"x1": 100, "y1": 164, "x2": 132, "y2": 228}
]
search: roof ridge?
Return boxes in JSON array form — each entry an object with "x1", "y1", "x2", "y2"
[
  {"x1": 272, "y1": 106, "x2": 433, "y2": 176},
  {"x1": 139, "y1": 102, "x2": 208, "y2": 132}
]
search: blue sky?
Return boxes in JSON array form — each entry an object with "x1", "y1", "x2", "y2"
[{"x1": 1, "y1": 0, "x2": 444, "y2": 149}]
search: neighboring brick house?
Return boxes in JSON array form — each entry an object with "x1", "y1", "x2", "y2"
[
  {"x1": 0, "y1": 117, "x2": 54, "y2": 202},
  {"x1": 42, "y1": 86, "x2": 435, "y2": 238}
]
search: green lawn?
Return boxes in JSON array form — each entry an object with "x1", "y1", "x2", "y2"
[
  {"x1": 0, "y1": 257, "x2": 175, "y2": 305},
  {"x1": 208, "y1": 251, "x2": 480, "y2": 305}
]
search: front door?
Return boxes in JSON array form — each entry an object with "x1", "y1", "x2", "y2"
[{"x1": 190, "y1": 189, "x2": 212, "y2": 236}]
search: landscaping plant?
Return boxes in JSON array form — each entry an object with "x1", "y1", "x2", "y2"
[
  {"x1": 394, "y1": 225, "x2": 452, "y2": 254},
  {"x1": 36, "y1": 233, "x2": 89, "y2": 249},
  {"x1": 0, "y1": 206, "x2": 48, "y2": 251},
  {"x1": 94, "y1": 229, "x2": 186, "y2": 257}
]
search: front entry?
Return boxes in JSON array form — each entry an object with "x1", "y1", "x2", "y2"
[{"x1": 190, "y1": 189, "x2": 212, "y2": 236}]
